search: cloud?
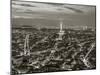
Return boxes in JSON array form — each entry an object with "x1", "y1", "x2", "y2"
[
  {"x1": 12, "y1": 0, "x2": 96, "y2": 28},
  {"x1": 64, "y1": 6, "x2": 84, "y2": 13}
]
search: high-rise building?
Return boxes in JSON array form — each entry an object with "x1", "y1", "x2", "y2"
[
  {"x1": 24, "y1": 34, "x2": 30, "y2": 56},
  {"x1": 83, "y1": 26, "x2": 88, "y2": 30}
]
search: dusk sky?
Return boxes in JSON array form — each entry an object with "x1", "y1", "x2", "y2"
[{"x1": 12, "y1": 0, "x2": 96, "y2": 29}]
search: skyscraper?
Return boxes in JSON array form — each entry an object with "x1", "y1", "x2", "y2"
[{"x1": 24, "y1": 34, "x2": 30, "y2": 56}]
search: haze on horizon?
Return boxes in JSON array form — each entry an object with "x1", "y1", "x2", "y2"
[{"x1": 12, "y1": 0, "x2": 96, "y2": 29}]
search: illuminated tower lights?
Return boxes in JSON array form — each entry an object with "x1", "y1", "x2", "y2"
[{"x1": 56, "y1": 21, "x2": 65, "y2": 40}]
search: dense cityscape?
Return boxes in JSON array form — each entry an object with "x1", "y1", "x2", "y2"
[
  {"x1": 11, "y1": 0, "x2": 96, "y2": 74},
  {"x1": 11, "y1": 23, "x2": 96, "y2": 74}
]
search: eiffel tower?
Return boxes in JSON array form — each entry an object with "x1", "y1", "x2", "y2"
[{"x1": 56, "y1": 21, "x2": 65, "y2": 40}]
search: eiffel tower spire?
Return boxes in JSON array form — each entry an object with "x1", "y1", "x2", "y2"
[{"x1": 60, "y1": 21, "x2": 63, "y2": 32}]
